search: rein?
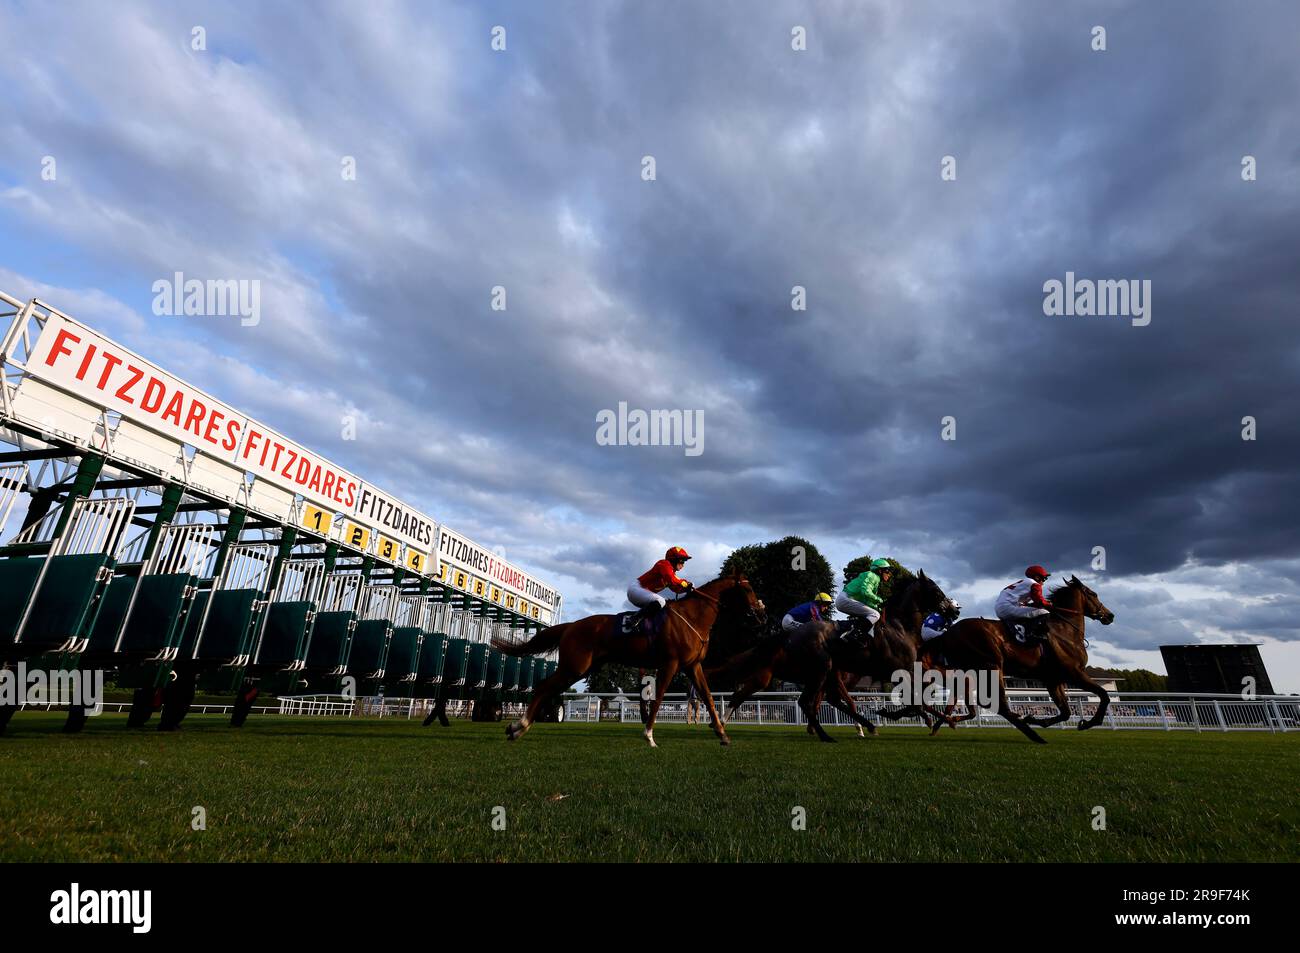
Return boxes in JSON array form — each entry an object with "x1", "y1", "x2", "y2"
[
  {"x1": 1050, "y1": 603, "x2": 1090, "y2": 645},
  {"x1": 668, "y1": 604, "x2": 706, "y2": 644},
  {"x1": 684, "y1": 585, "x2": 719, "y2": 604},
  {"x1": 667, "y1": 579, "x2": 728, "y2": 644}
]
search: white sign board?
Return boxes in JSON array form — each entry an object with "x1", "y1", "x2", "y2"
[
  {"x1": 6, "y1": 301, "x2": 560, "y2": 619},
  {"x1": 437, "y1": 525, "x2": 560, "y2": 622}
]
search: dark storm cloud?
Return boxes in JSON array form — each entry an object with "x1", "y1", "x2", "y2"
[{"x1": 1, "y1": 1, "x2": 1297, "y2": 677}]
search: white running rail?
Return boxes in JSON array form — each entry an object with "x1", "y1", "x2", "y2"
[{"x1": 559, "y1": 691, "x2": 1300, "y2": 732}]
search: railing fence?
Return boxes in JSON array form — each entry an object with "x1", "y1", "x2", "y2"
[{"x1": 559, "y1": 691, "x2": 1299, "y2": 733}]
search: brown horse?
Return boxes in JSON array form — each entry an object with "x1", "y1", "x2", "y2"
[
  {"x1": 919, "y1": 575, "x2": 1116, "y2": 744},
  {"x1": 492, "y1": 573, "x2": 766, "y2": 746},
  {"x1": 712, "y1": 572, "x2": 958, "y2": 741}
]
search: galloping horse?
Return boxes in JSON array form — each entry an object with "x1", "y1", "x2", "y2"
[
  {"x1": 492, "y1": 573, "x2": 766, "y2": 746},
  {"x1": 826, "y1": 570, "x2": 963, "y2": 736},
  {"x1": 919, "y1": 575, "x2": 1115, "y2": 744},
  {"x1": 710, "y1": 573, "x2": 958, "y2": 742}
]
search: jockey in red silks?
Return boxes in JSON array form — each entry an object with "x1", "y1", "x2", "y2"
[
  {"x1": 996, "y1": 565, "x2": 1054, "y2": 642},
  {"x1": 626, "y1": 547, "x2": 693, "y2": 624}
]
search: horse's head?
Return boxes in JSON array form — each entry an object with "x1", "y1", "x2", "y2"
[
  {"x1": 912, "y1": 569, "x2": 961, "y2": 622},
  {"x1": 718, "y1": 572, "x2": 767, "y2": 628},
  {"x1": 1055, "y1": 575, "x2": 1115, "y2": 625}
]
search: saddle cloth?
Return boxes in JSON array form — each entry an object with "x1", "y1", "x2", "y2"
[
  {"x1": 616, "y1": 606, "x2": 668, "y2": 639},
  {"x1": 1002, "y1": 619, "x2": 1045, "y2": 643}
]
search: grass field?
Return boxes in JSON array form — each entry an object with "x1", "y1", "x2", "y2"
[{"x1": 2, "y1": 714, "x2": 1297, "y2": 862}]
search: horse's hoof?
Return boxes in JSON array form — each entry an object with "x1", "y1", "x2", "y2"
[
  {"x1": 866, "y1": 724, "x2": 878, "y2": 736},
  {"x1": 1032, "y1": 735, "x2": 1048, "y2": 745},
  {"x1": 719, "y1": 736, "x2": 731, "y2": 747}
]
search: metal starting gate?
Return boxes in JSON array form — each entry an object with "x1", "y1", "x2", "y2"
[{"x1": 0, "y1": 287, "x2": 561, "y2": 732}]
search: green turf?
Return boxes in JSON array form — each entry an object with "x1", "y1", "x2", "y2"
[{"x1": 1, "y1": 714, "x2": 1296, "y2": 862}]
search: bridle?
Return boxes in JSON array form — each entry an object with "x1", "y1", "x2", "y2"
[{"x1": 1049, "y1": 600, "x2": 1108, "y2": 646}]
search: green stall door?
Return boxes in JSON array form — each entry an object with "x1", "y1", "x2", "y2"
[
  {"x1": 305, "y1": 611, "x2": 355, "y2": 672},
  {"x1": 256, "y1": 601, "x2": 315, "y2": 669},
  {"x1": 417, "y1": 632, "x2": 449, "y2": 686}
]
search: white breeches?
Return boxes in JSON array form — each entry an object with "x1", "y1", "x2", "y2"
[
  {"x1": 920, "y1": 624, "x2": 946, "y2": 642},
  {"x1": 627, "y1": 583, "x2": 667, "y2": 610},
  {"x1": 835, "y1": 592, "x2": 880, "y2": 623},
  {"x1": 996, "y1": 603, "x2": 1049, "y2": 622}
]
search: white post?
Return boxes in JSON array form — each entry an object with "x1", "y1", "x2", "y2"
[
  {"x1": 1213, "y1": 699, "x2": 1226, "y2": 731},
  {"x1": 1158, "y1": 700, "x2": 1170, "y2": 731}
]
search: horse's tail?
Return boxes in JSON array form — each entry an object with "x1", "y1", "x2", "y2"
[
  {"x1": 707, "y1": 637, "x2": 783, "y2": 683},
  {"x1": 493, "y1": 624, "x2": 565, "y2": 657}
]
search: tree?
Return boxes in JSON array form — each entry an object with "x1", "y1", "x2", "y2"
[
  {"x1": 842, "y1": 554, "x2": 915, "y2": 603},
  {"x1": 710, "y1": 535, "x2": 835, "y2": 673},
  {"x1": 584, "y1": 664, "x2": 641, "y2": 695},
  {"x1": 720, "y1": 535, "x2": 835, "y2": 620},
  {"x1": 585, "y1": 664, "x2": 691, "y2": 695},
  {"x1": 1110, "y1": 668, "x2": 1168, "y2": 692}
]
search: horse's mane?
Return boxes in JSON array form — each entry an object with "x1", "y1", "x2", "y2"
[
  {"x1": 884, "y1": 573, "x2": 931, "y2": 612},
  {"x1": 1048, "y1": 576, "x2": 1084, "y2": 600},
  {"x1": 689, "y1": 573, "x2": 746, "y2": 600}
]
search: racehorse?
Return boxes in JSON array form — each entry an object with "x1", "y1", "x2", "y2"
[
  {"x1": 492, "y1": 573, "x2": 766, "y2": 747},
  {"x1": 825, "y1": 570, "x2": 963, "y2": 736},
  {"x1": 709, "y1": 572, "x2": 958, "y2": 742},
  {"x1": 918, "y1": 575, "x2": 1115, "y2": 744}
]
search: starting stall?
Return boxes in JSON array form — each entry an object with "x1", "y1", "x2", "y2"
[{"x1": 0, "y1": 287, "x2": 561, "y2": 736}]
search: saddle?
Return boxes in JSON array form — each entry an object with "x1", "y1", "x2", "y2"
[
  {"x1": 617, "y1": 606, "x2": 668, "y2": 639},
  {"x1": 835, "y1": 619, "x2": 870, "y2": 644}
]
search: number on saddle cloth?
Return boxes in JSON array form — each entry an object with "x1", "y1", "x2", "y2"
[{"x1": 1002, "y1": 618, "x2": 1044, "y2": 643}]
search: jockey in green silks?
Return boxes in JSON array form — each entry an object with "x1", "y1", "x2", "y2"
[{"x1": 835, "y1": 558, "x2": 893, "y2": 641}]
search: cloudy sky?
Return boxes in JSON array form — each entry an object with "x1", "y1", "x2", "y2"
[{"x1": 1, "y1": 1, "x2": 1297, "y2": 689}]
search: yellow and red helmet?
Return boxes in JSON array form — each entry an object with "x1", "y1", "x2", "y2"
[{"x1": 666, "y1": 546, "x2": 692, "y2": 562}]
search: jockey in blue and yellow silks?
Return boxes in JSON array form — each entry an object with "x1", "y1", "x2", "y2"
[{"x1": 782, "y1": 593, "x2": 834, "y2": 632}]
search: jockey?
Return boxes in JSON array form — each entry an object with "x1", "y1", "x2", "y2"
[
  {"x1": 995, "y1": 565, "x2": 1053, "y2": 642},
  {"x1": 782, "y1": 592, "x2": 834, "y2": 633},
  {"x1": 836, "y1": 558, "x2": 893, "y2": 640},
  {"x1": 626, "y1": 547, "x2": 693, "y2": 623}
]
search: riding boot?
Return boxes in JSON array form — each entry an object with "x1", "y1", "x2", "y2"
[
  {"x1": 623, "y1": 606, "x2": 652, "y2": 634},
  {"x1": 839, "y1": 620, "x2": 870, "y2": 644}
]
